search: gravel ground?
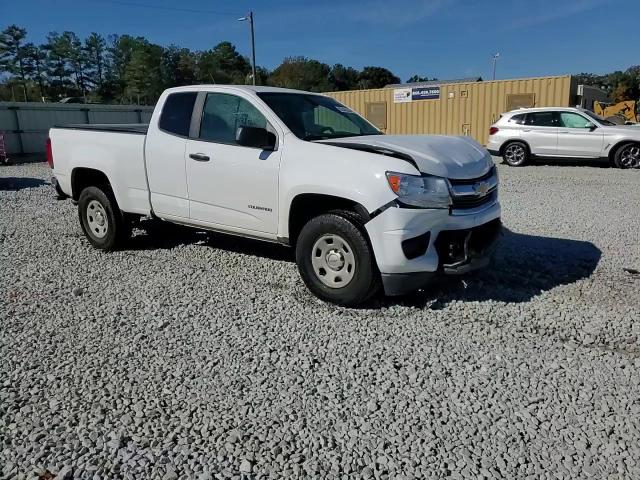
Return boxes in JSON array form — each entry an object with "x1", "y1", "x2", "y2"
[{"x1": 1, "y1": 160, "x2": 639, "y2": 480}]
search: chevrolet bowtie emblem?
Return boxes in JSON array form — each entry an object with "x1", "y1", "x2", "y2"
[{"x1": 474, "y1": 181, "x2": 490, "y2": 195}]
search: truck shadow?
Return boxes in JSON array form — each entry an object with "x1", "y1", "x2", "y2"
[
  {"x1": 384, "y1": 228, "x2": 601, "y2": 308},
  {"x1": 128, "y1": 219, "x2": 294, "y2": 262},
  {"x1": 127, "y1": 220, "x2": 600, "y2": 306},
  {"x1": 0, "y1": 177, "x2": 47, "y2": 191}
]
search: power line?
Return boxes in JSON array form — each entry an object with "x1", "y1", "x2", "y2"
[{"x1": 85, "y1": 0, "x2": 240, "y2": 16}]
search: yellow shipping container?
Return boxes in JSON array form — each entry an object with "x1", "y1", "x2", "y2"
[{"x1": 324, "y1": 75, "x2": 575, "y2": 145}]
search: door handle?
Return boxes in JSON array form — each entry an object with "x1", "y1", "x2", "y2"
[
  {"x1": 522, "y1": 129, "x2": 531, "y2": 132},
  {"x1": 558, "y1": 131, "x2": 569, "y2": 134},
  {"x1": 189, "y1": 153, "x2": 210, "y2": 162}
]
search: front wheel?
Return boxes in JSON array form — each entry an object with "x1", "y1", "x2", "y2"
[
  {"x1": 78, "y1": 186, "x2": 130, "y2": 251},
  {"x1": 295, "y1": 211, "x2": 380, "y2": 306},
  {"x1": 613, "y1": 143, "x2": 640, "y2": 169},
  {"x1": 502, "y1": 141, "x2": 529, "y2": 166}
]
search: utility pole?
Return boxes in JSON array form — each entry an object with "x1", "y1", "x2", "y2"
[
  {"x1": 238, "y1": 11, "x2": 257, "y2": 85},
  {"x1": 492, "y1": 52, "x2": 500, "y2": 81}
]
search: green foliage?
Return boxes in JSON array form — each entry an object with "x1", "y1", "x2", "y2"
[
  {"x1": 328, "y1": 64, "x2": 360, "y2": 91},
  {"x1": 575, "y1": 67, "x2": 640, "y2": 102},
  {"x1": 268, "y1": 56, "x2": 332, "y2": 92},
  {"x1": 358, "y1": 66, "x2": 400, "y2": 89},
  {"x1": 0, "y1": 25, "x2": 30, "y2": 100},
  {"x1": 0, "y1": 24, "x2": 405, "y2": 103},
  {"x1": 406, "y1": 74, "x2": 437, "y2": 83}
]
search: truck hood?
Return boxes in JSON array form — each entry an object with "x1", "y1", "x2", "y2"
[{"x1": 319, "y1": 134, "x2": 493, "y2": 179}]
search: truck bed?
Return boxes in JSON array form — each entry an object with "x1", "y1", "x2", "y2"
[
  {"x1": 50, "y1": 124, "x2": 151, "y2": 216},
  {"x1": 54, "y1": 123, "x2": 149, "y2": 135}
]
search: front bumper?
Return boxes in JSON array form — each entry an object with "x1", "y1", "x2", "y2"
[{"x1": 365, "y1": 201, "x2": 501, "y2": 296}]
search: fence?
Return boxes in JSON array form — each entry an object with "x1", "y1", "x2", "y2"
[{"x1": 0, "y1": 102, "x2": 155, "y2": 156}]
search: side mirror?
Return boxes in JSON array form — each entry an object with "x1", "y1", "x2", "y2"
[
  {"x1": 236, "y1": 126, "x2": 276, "y2": 150},
  {"x1": 585, "y1": 122, "x2": 597, "y2": 131}
]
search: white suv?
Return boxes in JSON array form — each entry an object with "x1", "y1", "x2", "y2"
[{"x1": 487, "y1": 107, "x2": 640, "y2": 169}]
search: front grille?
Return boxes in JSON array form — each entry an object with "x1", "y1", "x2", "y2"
[
  {"x1": 448, "y1": 166, "x2": 498, "y2": 211},
  {"x1": 451, "y1": 190, "x2": 497, "y2": 209}
]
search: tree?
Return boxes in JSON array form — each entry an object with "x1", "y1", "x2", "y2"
[
  {"x1": 60, "y1": 32, "x2": 89, "y2": 99},
  {"x1": 85, "y1": 33, "x2": 106, "y2": 90},
  {"x1": 358, "y1": 66, "x2": 400, "y2": 89},
  {"x1": 406, "y1": 74, "x2": 437, "y2": 83},
  {"x1": 124, "y1": 42, "x2": 163, "y2": 104},
  {"x1": 196, "y1": 41, "x2": 250, "y2": 85},
  {"x1": 329, "y1": 64, "x2": 360, "y2": 91},
  {"x1": 43, "y1": 32, "x2": 74, "y2": 99},
  {"x1": 23, "y1": 43, "x2": 47, "y2": 100},
  {"x1": 0, "y1": 25, "x2": 30, "y2": 100},
  {"x1": 162, "y1": 46, "x2": 196, "y2": 88},
  {"x1": 269, "y1": 56, "x2": 332, "y2": 92}
]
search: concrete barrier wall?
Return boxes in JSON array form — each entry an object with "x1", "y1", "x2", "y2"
[{"x1": 0, "y1": 102, "x2": 154, "y2": 155}]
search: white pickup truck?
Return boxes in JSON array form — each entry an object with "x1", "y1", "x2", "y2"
[{"x1": 48, "y1": 85, "x2": 501, "y2": 306}]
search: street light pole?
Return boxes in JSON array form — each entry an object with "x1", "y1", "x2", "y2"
[
  {"x1": 238, "y1": 11, "x2": 257, "y2": 85},
  {"x1": 492, "y1": 52, "x2": 500, "y2": 81}
]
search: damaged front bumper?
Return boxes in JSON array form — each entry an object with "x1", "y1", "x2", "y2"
[{"x1": 365, "y1": 201, "x2": 502, "y2": 296}]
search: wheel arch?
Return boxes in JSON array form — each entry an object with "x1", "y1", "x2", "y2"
[
  {"x1": 71, "y1": 167, "x2": 113, "y2": 201},
  {"x1": 285, "y1": 193, "x2": 370, "y2": 246}
]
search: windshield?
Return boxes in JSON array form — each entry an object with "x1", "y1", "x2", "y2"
[
  {"x1": 583, "y1": 109, "x2": 617, "y2": 126},
  {"x1": 257, "y1": 92, "x2": 382, "y2": 141}
]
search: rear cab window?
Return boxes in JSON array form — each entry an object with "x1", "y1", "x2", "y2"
[{"x1": 159, "y1": 92, "x2": 198, "y2": 137}]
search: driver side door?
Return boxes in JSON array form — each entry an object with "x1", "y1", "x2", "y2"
[{"x1": 185, "y1": 92, "x2": 281, "y2": 236}]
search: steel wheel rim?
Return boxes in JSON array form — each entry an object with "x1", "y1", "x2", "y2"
[
  {"x1": 505, "y1": 144, "x2": 525, "y2": 165},
  {"x1": 86, "y1": 200, "x2": 108, "y2": 238},
  {"x1": 620, "y1": 145, "x2": 640, "y2": 168},
  {"x1": 311, "y1": 234, "x2": 356, "y2": 288}
]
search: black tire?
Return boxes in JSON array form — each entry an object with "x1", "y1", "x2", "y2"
[
  {"x1": 613, "y1": 142, "x2": 640, "y2": 169},
  {"x1": 502, "y1": 141, "x2": 529, "y2": 166},
  {"x1": 295, "y1": 210, "x2": 380, "y2": 306},
  {"x1": 78, "y1": 186, "x2": 130, "y2": 251}
]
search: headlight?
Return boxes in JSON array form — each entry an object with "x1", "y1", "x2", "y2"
[{"x1": 386, "y1": 172, "x2": 451, "y2": 208}]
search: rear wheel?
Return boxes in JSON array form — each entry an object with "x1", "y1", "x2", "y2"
[
  {"x1": 613, "y1": 142, "x2": 640, "y2": 169},
  {"x1": 78, "y1": 186, "x2": 130, "y2": 251},
  {"x1": 295, "y1": 211, "x2": 380, "y2": 306},
  {"x1": 502, "y1": 141, "x2": 529, "y2": 166}
]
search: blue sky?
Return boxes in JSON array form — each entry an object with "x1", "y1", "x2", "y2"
[{"x1": 5, "y1": 0, "x2": 639, "y2": 82}]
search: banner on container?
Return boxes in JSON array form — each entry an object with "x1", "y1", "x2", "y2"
[
  {"x1": 393, "y1": 88, "x2": 412, "y2": 103},
  {"x1": 393, "y1": 86, "x2": 440, "y2": 103},
  {"x1": 411, "y1": 86, "x2": 440, "y2": 100}
]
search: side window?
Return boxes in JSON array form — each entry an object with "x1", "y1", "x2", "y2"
[
  {"x1": 200, "y1": 93, "x2": 267, "y2": 145},
  {"x1": 559, "y1": 112, "x2": 591, "y2": 128},
  {"x1": 509, "y1": 113, "x2": 526, "y2": 125},
  {"x1": 525, "y1": 112, "x2": 557, "y2": 127},
  {"x1": 159, "y1": 92, "x2": 197, "y2": 136}
]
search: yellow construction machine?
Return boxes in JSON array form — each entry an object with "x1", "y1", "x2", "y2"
[{"x1": 594, "y1": 100, "x2": 639, "y2": 124}]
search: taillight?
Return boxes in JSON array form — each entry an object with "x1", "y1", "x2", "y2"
[
  {"x1": 46, "y1": 138, "x2": 54, "y2": 168},
  {"x1": 489, "y1": 127, "x2": 499, "y2": 136}
]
